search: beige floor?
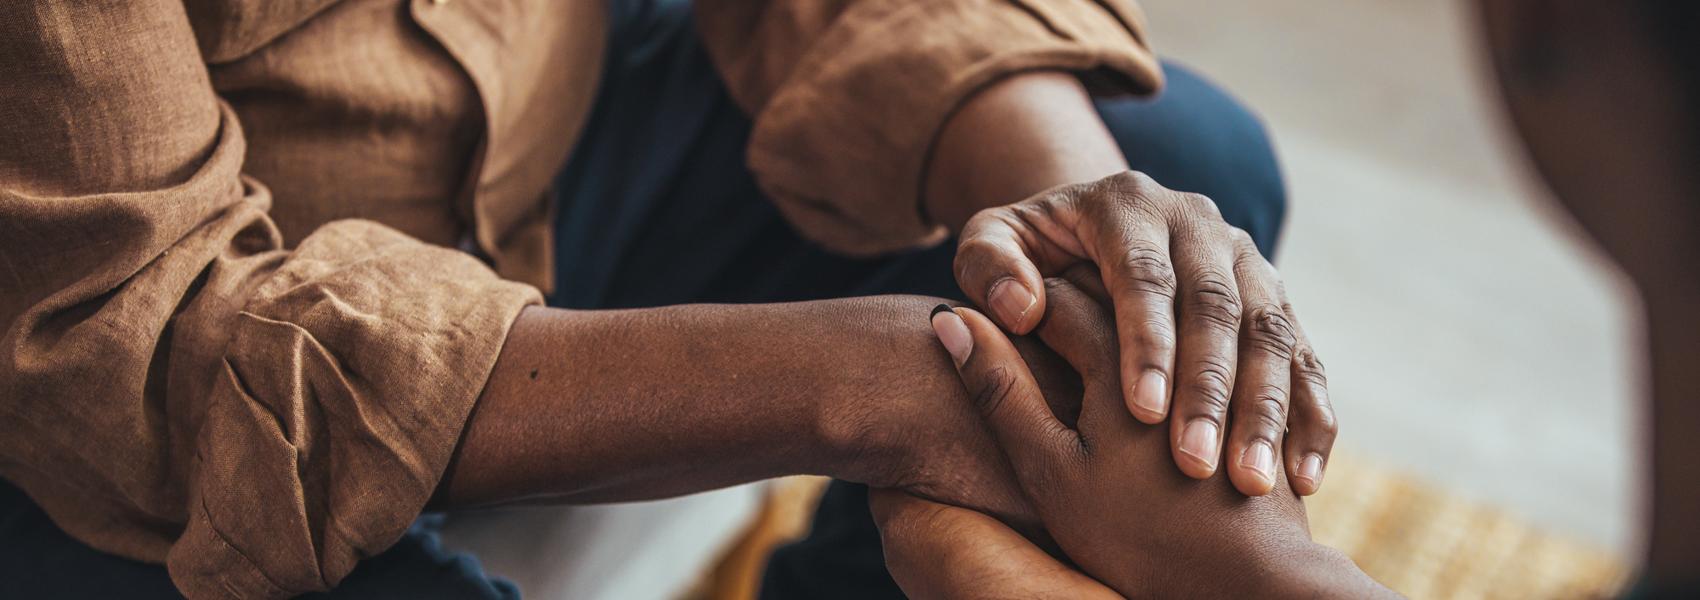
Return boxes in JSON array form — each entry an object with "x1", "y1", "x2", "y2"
[{"x1": 1138, "y1": 0, "x2": 1641, "y2": 556}]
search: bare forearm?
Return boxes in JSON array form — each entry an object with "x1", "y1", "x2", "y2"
[
  {"x1": 433, "y1": 296, "x2": 959, "y2": 508},
  {"x1": 924, "y1": 71, "x2": 1129, "y2": 231}
]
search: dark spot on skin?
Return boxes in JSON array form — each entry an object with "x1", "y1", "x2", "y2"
[{"x1": 529, "y1": 369, "x2": 539, "y2": 380}]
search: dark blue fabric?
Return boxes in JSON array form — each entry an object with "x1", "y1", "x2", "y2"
[
  {"x1": 553, "y1": 2, "x2": 1284, "y2": 315},
  {"x1": 0, "y1": 480, "x2": 516, "y2": 600},
  {"x1": 0, "y1": 480, "x2": 186, "y2": 600},
  {"x1": 0, "y1": 1, "x2": 1284, "y2": 597}
]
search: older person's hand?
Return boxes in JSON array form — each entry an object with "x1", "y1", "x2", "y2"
[
  {"x1": 951, "y1": 171, "x2": 1334, "y2": 497},
  {"x1": 926, "y1": 72, "x2": 1335, "y2": 497}
]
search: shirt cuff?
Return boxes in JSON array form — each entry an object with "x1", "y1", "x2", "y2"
[
  {"x1": 746, "y1": 0, "x2": 1164, "y2": 256},
  {"x1": 164, "y1": 220, "x2": 541, "y2": 598}
]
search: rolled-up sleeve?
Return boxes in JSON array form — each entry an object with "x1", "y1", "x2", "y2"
[
  {"x1": 0, "y1": 2, "x2": 539, "y2": 598},
  {"x1": 695, "y1": 0, "x2": 1165, "y2": 255}
]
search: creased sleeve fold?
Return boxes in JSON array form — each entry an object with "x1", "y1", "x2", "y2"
[
  {"x1": 696, "y1": 0, "x2": 1165, "y2": 255},
  {"x1": 0, "y1": 1, "x2": 541, "y2": 598}
]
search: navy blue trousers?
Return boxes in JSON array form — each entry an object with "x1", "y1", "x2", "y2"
[{"x1": 0, "y1": 1, "x2": 1284, "y2": 598}]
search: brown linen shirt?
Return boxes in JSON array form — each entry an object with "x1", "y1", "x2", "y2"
[{"x1": 0, "y1": 0, "x2": 1162, "y2": 597}]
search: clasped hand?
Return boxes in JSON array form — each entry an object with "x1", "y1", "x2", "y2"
[
  {"x1": 953, "y1": 171, "x2": 1334, "y2": 495},
  {"x1": 871, "y1": 172, "x2": 1375, "y2": 598}
]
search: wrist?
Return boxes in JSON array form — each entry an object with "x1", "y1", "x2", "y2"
[
  {"x1": 923, "y1": 70, "x2": 1128, "y2": 231},
  {"x1": 448, "y1": 300, "x2": 957, "y2": 506},
  {"x1": 808, "y1": 296, "x2": 966, "y2": 486}
]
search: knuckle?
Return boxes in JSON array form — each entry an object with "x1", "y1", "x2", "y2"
[
  {"x1": 1227, "y1": 226, "x2": 1261, "y2": 256},
  {"x1": 952, "y1": 238, "x2": 1012, "y2": 286},
  {"x1": 954, "y1": 234, "x2": 1004, "y2": 260},
  {"x1": 1186, "y1": 270, "x2": 1242, "y2": 331},
  {"x1": 957, "y1": 208, "x2": 1002, "y2": 236},
  {"x1": 971, "y1": 366, "x2": 1023, "y2": 416},
  {"x1": 1186, "y1": 358, "x2": 1235, "y2": 414},
  {"x1": 1243, "y1": 385, "x2": 1290, "y2": 432},
  {"x1": 1098, "y1": 171, "x2": 1165, "y2": 214},
  {"x1": 1118, "y1": 243, "x2": 1179, "y2": 298},
  {"x1": 1179, "y1": 192, "x2": 1223, "y2": 220},
  {"x1": 1294, "y1": 347, "x2": 1329, "y2": 388},
  {"x1": 1139, "y1": 316, "x2": 1178, "y2": 357},
  {"x1": 1009, "y1": 195, "x2": 1063, "y2": 226},
  {"x1": 1105, "y1": 169, "x2": 1158, "y2": 191},
  {"x1": 1310, "y1": 402, "x2": 1340, "y2": 439},
  {"x1": 1244, "y1": 305, "x2": 1298, "y2": 359}
]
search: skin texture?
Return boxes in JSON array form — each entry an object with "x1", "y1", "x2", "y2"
[
  {"x1": 435, "y1": 296, "x2": 1032, "y2": 520},
  {"x1": 925, "y1": 72, "x2": 1336, "y2": 497},
  {"x1": 909, "y1": 293, "x2": 1394, "y2": 598},
  {"x1": 437, "y1": 295, "x2": 1097, "y2": 532},
  {"x1": 1478, "y1": 0, "x2": 1700, "y2": 581}
]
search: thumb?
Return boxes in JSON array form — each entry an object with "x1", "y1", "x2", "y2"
[
  {"x1": 931, "y1": 305, "x2": 1080, "y2": 487},
  {"x1": 954, "y1": 212, "x2": 1050, "y2": 334}
]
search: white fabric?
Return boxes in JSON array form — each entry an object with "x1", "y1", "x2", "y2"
[{"x1": 439, "y1": 483, "x2": 767, "y2": 599}]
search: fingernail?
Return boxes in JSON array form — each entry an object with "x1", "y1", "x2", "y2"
[
  {"x1": 1131, "y1": 370, "x2": 1168, "y2": 421},
  {"x1": 930, "y1": 305, "x2": 973, "y2": 365},
  {"x1": 1242, "y1": 441, "x2": 1276, "y2": 484},
  {"x1": 1178, "y1": 420, "x2": 1219, "y2": 471},
  {"x1": 988, "y1": 279, "x2": 1036, "y2": 327},
  {"x1": 1297, "y1": 453, "x2": 1325, "y2": 489}
]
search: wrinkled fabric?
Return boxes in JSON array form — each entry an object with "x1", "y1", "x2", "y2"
[
  {"x1": 0, "y1": 0, "x2": 1159, "y2": 597},
  {"x1": 697, "y1": 0, "x2": 1164, "y2": 254}
]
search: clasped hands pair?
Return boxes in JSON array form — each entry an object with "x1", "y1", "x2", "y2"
[{"x1": 864, "y1": 172, "x2": 1383, "y2": 598}]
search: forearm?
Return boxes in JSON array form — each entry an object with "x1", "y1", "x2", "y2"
[
  {"x1": 924, "y1": 71, "x2": 1130, "y2": 231},
  {"x1": 433, "y1": 295, "x2": 956, "y2": 508}
]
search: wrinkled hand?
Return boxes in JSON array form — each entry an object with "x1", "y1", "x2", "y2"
[
  {"x1": 869, "y1": 488, "x2": 1119, "y2": 600},
  {"x1": 954, "y1": 171, "x2": 1335, "y2": 495},
  {"x1": 924, "y1": 284, "x2": 1387, "y2": 598}
]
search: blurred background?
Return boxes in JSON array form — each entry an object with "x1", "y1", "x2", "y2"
[
  {"x1": 1135, "y1": 0, "x2": 1640, "y2": 557},
  {"x1": 443, "y1": 1, "x2": 1646, "y2": 597}
]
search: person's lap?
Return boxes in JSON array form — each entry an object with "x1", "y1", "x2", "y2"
[
  {"x1": 0, "y1": 0, "x2": 1284, "y2": 597},
  {"x1": 0, "y1": 481, "x2": 519, "y2": 600}
]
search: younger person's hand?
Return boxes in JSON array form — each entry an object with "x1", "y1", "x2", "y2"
[{"x1": 926, "y1": 286, "x2": 1391, "y2": 598}]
